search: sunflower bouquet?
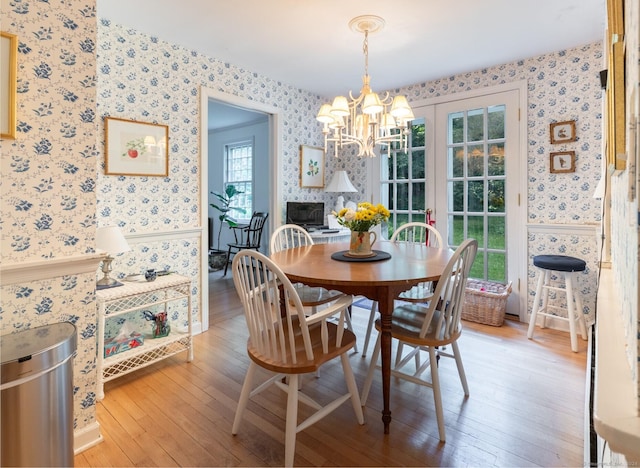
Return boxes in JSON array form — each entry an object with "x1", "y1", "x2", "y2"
[{"x1": 333, "y1": 202, "x2": 390, "y2": 232}]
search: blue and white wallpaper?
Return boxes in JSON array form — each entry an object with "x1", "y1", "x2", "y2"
[
  {"x1": 0, "y1": 0, "x2": 100, "y2": 434},
  {"x1": 6, "y1": 0, "x2": 639, "y2": 448}
]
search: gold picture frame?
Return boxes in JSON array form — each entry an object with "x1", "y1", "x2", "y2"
[
  {"x1": 299, "y1": 145, "x2": 325, "y2": 188},
  {"x1": 1, "y1": 32, "x2": 17, "y2": 139},
  {"x1": 550, "y1": 151, "x2": 576, "y2": 174},
  {"x1": 104, "y1": 117, "x2": 169, "y2": 177},
  {"x1": 549, "y1": 120, "x2": 577, "y2": 144}
]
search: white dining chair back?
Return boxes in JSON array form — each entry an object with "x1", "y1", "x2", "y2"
[
  {"x1": 270, "y1": 224, "x2": 314, "y2": 253},
  {"x1": 360, "y1": 238, "x2": 478, "y2": 442},
  {"x1": 361, "y1": 222, "x2": 444, "y2": 357},
  {"x1": 390, "y1": 221, "x2": 443, "y2": 247},
  {"x1": 231, "y1": 249, "x2": 364, "y2": 467},
  {"x1": 270, "y1": 224, "x2": 358, "y2": 352}
]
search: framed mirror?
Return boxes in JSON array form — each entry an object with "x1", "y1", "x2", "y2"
[{"x1": 1, "y1": 32, "x2": 17, "y2": 140}]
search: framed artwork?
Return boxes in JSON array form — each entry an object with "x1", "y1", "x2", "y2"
[
  {"x1": 549, "y1": 120, "x2": 577, "y2": 144},
  {"x1": 550, "y1": 151, "x2": 576, "y2": 174},
  {"x1": 104, "y1": 117, "x2": 169, "y2": 176},
  {"x1": 1, "y1": 32, "x2": 17, "y2": 139},
  {"x1": 299, "y1": 145, "x2": 324, "y2": 188}
]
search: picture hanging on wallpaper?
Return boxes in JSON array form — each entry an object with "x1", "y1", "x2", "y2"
[
  {"x1": 1, "y1": 32, "x2": 17, "y2": 140},
  {"x1": 104, "y1": 117, "x2": 169, "y2": 177},
  {"x1": 549, "y1": 120, "x2": 576, "y2": 144},
  {"x1": 299, "y1": 145, "x2": 325, "y2": 188},
  {"x1": 550, "y1": 151, "x2": 576, "y2": 174}
]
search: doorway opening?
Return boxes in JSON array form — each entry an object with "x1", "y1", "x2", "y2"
[{"x1": 199, "y1": 87, "x2": 281, "y2": 331}]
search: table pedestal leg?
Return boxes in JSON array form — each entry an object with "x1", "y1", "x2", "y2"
[{"x1": 378, "y1": 291, "x2": 394, "y2": 434}]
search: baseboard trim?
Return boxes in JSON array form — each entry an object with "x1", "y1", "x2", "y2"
[{"x1": 74, "y1": 421, "x2": 103, "y2": 455}]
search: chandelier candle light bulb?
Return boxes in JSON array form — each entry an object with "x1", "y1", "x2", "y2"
[{"x1": 317, "y1": 15, "x2": 414, "y2": 158}]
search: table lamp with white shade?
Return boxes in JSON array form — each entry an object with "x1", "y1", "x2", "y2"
[
  {"x1": 325, "y1": 170, "x2": 358, "y2": 212},
  {"x1": 96, "y1": 225, "x2": 131, "y2": 288}
]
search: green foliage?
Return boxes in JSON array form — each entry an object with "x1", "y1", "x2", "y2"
[{"x1": 210, "y1": 185, "x2": 246, "y2": 250}]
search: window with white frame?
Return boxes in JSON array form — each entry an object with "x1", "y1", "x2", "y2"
[{"x1": 225, "y1": 140, "x2": 253, "y2": 220}]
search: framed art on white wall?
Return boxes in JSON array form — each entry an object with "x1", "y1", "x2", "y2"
[
  {"x1": 105, "y1": 117, "x2": 169, "y2": 176},
  {"x1": 550, "y1": 150, "x2": 576, "y2": 173},
  {"x1": 299, "y1": 145, "x2": 324, "y2": 188},
  {"x1": 549, "y1": 120, "x2": 577, "y2": 144}
]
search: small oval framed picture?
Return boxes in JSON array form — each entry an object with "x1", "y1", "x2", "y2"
[
  {"x1": 550, "y1": 120, "x2": 576, "y2": 144},
  {"x1": 550, "y1": 151, "x2": 576, "y2": 173}
]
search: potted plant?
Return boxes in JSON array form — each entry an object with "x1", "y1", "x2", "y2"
[{"x1": 208, "y1": 185, "x2": 246, "y2": 271}]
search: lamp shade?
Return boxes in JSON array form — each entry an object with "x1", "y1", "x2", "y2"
[
  {"x1": 325, "y1": 170, "x2": 358, "y2": 193},
  {"x1": 96, "y1": 226, "x2": 131, "y2": 255},
  {"x1": 330, "y1": 96, "x2": 350, "y2": 117},
  {"x1": 362, "y1": 92, "x2": 383, "y2": 115},
  {"x1": 390, "y1": 95, "x2": 412, "y2": 118},
  {"x1": 316, "y1": 104, "x2": 334, "y2": 124}
]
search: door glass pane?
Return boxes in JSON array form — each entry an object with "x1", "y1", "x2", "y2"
[
  {"x1": 411, "y1": 122, "x2": 425, "y2": 146},
  {"x1": 448, "y1": 112, "x2": 464, "y2": 144},
  {"x1": 487, "y1": 252, "x2": 506, "y2": 282},
  {"x1": 467, "y1": 215, "x2": 485, "y2": 247},
  {"x1": 411, "y1": 150, "x2": 425, "y2": 178},
  {"x1": 451, "y1": 181, "x2": 464, "y2": 211},
  {"x1": 487, "y1": 216, "x2": 506, "y2": 249},
  {"x1": 412, "y1": 182, "x2": 425, "y2": 211},
  {"x1": 387, "y1": 155, "x2": 394, "y2": 180},
  {"x1": 396, "y1": 151, "x2": 408, "y2": 179},
  {"x1": 397, "y1": 183, "x2": 408, "y2": 210},
  {"x1": 467, "y1": 144, "x2": 485, "y2": 177},
  {"x1": 488, "y1": 180, "x2": 505, "y2": 213},
  {"x1": 467, "y1": 180, "x2": 484, "y2": 212},
  {"x1": 487, "y1": 105, "x2": 505, "y2": 139},
  {"x1": 470, "y1": 253, "x2": 485, "y2": 279},
  {"x1": 450, "y1": 147, "x2": 463, "y2": 177},
  {"x1": 449, "y1": 214, "x2": 465, "y2": 246},
  {"x1": 488, "y1": 143, "x2": 505, "y2": 176},
  {"x1": 467, "y1": 108, "x2": 484, "y2": 142}
]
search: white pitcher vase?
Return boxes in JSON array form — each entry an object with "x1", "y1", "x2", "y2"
[{"x1": 348, "y1": 230, "x2": 377, "y2": 257}]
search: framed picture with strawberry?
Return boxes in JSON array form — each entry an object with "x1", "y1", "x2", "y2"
[{"x1": 104, "y1": 117, "x2": 169, "y2": 176}]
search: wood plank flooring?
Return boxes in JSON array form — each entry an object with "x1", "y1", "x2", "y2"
[{"x1": 75, "y1": 274, "x2": 588, "y2": 467}]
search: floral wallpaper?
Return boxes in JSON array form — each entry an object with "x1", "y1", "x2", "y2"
[
  {"x1": 94, "y1": 21, "x2": 334, "y2": 333},
  {"x1": 0, "y1": 0, "x2": 100, "y2": 436},
  {"x1": 4, "y1": 0, "x2": 632, "y2": 451}
]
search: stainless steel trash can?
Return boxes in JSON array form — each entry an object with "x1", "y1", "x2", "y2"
[{"x1": 1, "y1": 322, "x2": 77, "y2": 467}]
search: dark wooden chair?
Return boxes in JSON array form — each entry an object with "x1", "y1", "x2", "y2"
[{"x1": 223, "y1": 211, "x2": 269, "y2": 275}]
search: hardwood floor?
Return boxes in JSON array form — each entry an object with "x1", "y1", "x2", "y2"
[{"x1": 75, "y1": 275, "x2": 588, "y2": 467}]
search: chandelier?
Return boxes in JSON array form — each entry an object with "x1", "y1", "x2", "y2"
[{"x1": 317, "y1": 15, "x2": 414, "y2": 158}]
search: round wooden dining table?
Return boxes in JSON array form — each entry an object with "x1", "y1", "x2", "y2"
[{"x1": 269, "y1": 240, "x2": 454, "y2": 434}]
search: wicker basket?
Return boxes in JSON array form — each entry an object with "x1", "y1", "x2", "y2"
[{"x1": 462, "y1": 279, "x2": 512, "y2": 326}]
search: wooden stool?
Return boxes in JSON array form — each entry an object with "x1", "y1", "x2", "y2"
[{"x1": 527, "y1": 254, "x2": 588, "y2": 352}]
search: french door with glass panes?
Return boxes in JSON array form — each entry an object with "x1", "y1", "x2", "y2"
[
  {"x1": 379, "y1": 123, "x2": 427, "y2": 239},
  {"x1": 375, "y1": 85, "x2": 525, "y2": 318}
]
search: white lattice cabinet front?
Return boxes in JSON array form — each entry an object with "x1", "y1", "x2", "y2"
[{"x1": 96, "y1": 274, "x2": 193, "y2": 400}]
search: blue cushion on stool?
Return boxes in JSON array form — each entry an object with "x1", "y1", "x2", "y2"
[{"x1": 533, "y1": 255, "x2": 586, "y2": 272}]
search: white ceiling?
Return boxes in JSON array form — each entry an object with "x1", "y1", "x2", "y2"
[{"x1": 97, "y1": 0, "x2": 606, "y2": 128}]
